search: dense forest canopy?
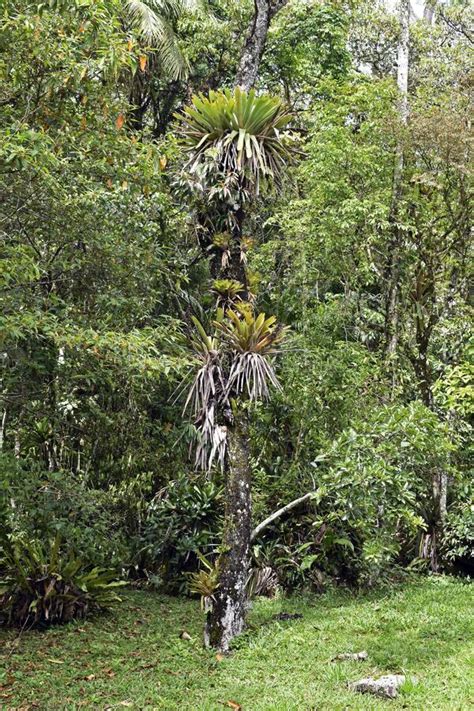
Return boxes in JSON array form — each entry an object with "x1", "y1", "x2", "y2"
[{"x1": 1, "y1": 0, "x2": 472, "y2": 648}]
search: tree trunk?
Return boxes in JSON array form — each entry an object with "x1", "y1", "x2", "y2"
[
  {"x1": 205, "y1": 413, "x2": 252, "y2": 651},
  {"x1": 235, "y1": 0, "x2": 289, "y2": 91},
  {"x1": 0, "y1": 406, "x2": 6, "y2": 452},
  {"x1": 411, "y1": 340, "x2": 448, "y2": 572},
  {"x1": 204, "y1": 197, "x2": 251, "y2": 651},
  {"x1": 384, "y1": 0, "x2": 410, "y2": 374},
  {"x1": 203, "y1": 0, "x2": 290, "y2": 650}
]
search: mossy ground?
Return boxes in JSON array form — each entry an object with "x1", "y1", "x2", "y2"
[{"x1": 1, "y1": 576, "x2": 472, "y2": 710}]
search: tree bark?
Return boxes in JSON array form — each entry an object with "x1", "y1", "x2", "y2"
[
  {"x1": 0, "y1": 406, "x2": 6, "y2": 452},
  {"x1": 204, "y1": 413, "x2": 252, "y2": 651},
  {"x1": 235, "y1": 0, "x2": 289, "y2": 91},
  {"x1": 204, "y1": 198, "x2": 251, "y2": 650}
]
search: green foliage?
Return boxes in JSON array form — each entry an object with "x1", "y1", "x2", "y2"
[
  {"x1": 1, "y1": 0, "x2": 190, "y2": 491},
  {"x1": 212, "y1": 279, "x2": 245, "y2": 306},
  {"x1": 252, "y1": 402, "x2": 456, "y2": 587},
  {"x1": 0, "y1": 535, "x2": 123, "y2": 628},
  {"x1": 215, "y1": 305, "x2": 288, "y2": 356},
  {"x1": 434, "y1": 343, "x2": 474, "y2": 416},
  {"x1": 187, "y1": 552, "x2": 220, "y2": 609},
  {"x1": 123, "y1": 0, "x2": 199, "y2": 79},
  {"x1": 139, "y1": 473, "x2": 222, "y2": 590},
  {"x1": 1, "y1": 0, "x2": 472, "y2": 600},
  {"x1": 315, "y1": 403, "x2": 454, "y2": 582},
  {"x1": 216, "y1": 305, "x2": 288, "y2": 400},
  {"x1": 442, "y1": 483, "x2": 474, "y2": 566},
  {"x1": 262, "y1": 1, "x2": 350, "y2": 101},
  {"x1": 1, "y1": 456, "x2": 130, "y2": 569}
]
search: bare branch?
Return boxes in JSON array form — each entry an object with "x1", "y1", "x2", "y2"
[{"x1": 250, "y1": 491, "x2": 316, "y2": 542}]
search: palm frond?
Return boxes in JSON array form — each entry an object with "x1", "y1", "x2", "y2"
[{"x1": 123, "y1": 0, "x2": 189, "y2": 79}]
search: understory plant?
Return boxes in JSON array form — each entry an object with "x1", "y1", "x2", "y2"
[
  {"x1": 138, "y1": 473, "x2": 222, "y2": 591},
  {"x1": 0, "y1": 535, "x2": 123, "y2": 628},
  {"x1": 1, "y1": 456, "x2": 130, "y2": 570}
]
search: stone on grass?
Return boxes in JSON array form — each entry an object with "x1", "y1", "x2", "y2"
[
  {"x1": 333, "y1": 651, "x2": 368, "y2": 661},
  {"x1": 350, "y1": 674, "x2": 406, "y2": 699}
]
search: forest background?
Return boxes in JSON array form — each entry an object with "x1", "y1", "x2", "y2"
[{"x1": 1, "y1": 0, "x2": 472, "y2": 628}]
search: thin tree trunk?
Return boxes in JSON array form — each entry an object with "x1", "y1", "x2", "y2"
[
  {"x1": 423, "y1": 2, "x2": 434, "y2": 24},
  {"x1": 411, "y1": 329, "x2": 448, "y2": 571},
  {"x1": 0, "y1": 406, "x2": 6, "y2": 452},
  {"x1": 235, "y1": 0, "x2": 289, "y2": 91},
  {"x1": 204, "y1": 413, "x2": 252, "y2": 651},
  {"x1": 384, "y1": 0, "x2": 410, "y2": 373}
]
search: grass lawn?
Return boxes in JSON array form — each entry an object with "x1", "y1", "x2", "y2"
[{"x1": 1, "y1": 576, "x2": 472, "y2": 710}]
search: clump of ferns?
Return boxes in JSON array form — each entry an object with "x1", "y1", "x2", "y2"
[{"x1": 183, "y1": 304, "x2": 288, "y2": 471}]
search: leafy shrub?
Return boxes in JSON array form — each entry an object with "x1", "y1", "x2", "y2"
[
  {"x1": 0, "y1": 535, "x2": 123, "y2": 627},
  {"x1": 1, "y1": 455, "x2": 130, "y2": 569},
  {"x1": 139, "y1": 473, "x2": 222, "y2": 591},
  {"x1": 252, "y1": 402, "x2": 456, "y2": 588},
  {"x1": 442, "y1": 484, "x2": 474, "y2": 571},
  {"x1": 313, "y1": 402, "x2": 455, "y2": 584}
]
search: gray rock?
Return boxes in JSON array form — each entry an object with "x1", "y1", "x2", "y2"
[
  {"x1": 333, "y1": 650, "x2": 368, "y2": 661},
  {"x1": 350, "y1": 674, "x2": 406, "y2": 699}
]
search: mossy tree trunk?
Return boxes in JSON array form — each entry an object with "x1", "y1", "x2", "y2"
[{"x1": 204, "y1": 413, "x2": 252, "y2": 652}]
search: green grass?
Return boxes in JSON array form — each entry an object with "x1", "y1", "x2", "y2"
[{"x1": 1, "y1": 576, "x2": 473, "y2": 710}]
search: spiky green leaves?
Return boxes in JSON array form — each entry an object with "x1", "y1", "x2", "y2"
[
  {"x1": 215, "y1": 305, "x2": 288, "y2": 355},
  {"x1": 215, "y1": 305, "x2": 288, "y2": 401},
  {"x1": 212, "y1": 279, "x2": 245, "y2": 306},
  {"x1": 176, "y1": 87, "x2": 297, "y2": 193},
  {"x1": 183, "y1": 306, "x2": 288, "y2": 470},
  {"x1": 0, "y1": 535, "x2": 123, "y2": 627}
]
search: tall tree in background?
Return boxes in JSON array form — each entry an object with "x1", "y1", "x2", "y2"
[{"x1": 384, "y1": 0, "x2": 410, "y2": 371}]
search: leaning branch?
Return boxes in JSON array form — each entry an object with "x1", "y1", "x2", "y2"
[{"x1": 250, "y1": 492, "x2": 316, "y2": 542}]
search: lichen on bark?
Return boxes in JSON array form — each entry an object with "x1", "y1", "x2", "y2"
[{"x1": 204, "y1": 413, "x2": 252, "y2": 651}]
